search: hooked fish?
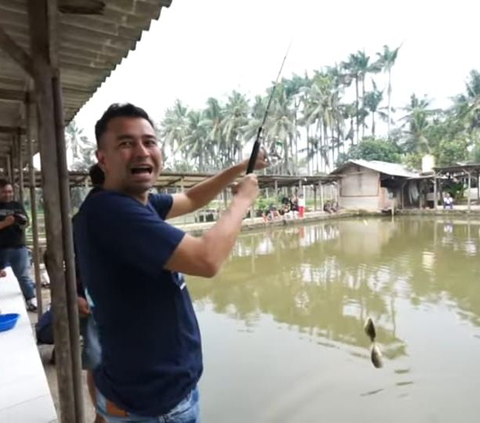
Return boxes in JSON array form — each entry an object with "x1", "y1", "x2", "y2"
[
  {"x1": 364, "y1": 317, "x2": 383, "y2": 369},
  {"x1": 370, "y1": 344, "x2": 383, "y2": 369},
  {"x1": 364, "y1": 317, "x2": 376, "y2": 342}
]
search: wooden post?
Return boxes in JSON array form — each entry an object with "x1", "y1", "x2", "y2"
[
  {"x1": 26, "y1": 96, "x2": 43, "y2": 317},
  {"x1": 313, "y1": 185, "x2": 317, "y2": 211},
  {"x1": 274, "y1": 179, "x2": 278, "y2": 199},
  {"x1": 28, "y1": 0, "x2": 84, "y2": 421},
  {"x1": 433, "y1": 172, "x2": 437, "y2": 210},
  {"x1": 320, "y1": 183, "x2": 324, "y2": 211},
  {"x1": 53, "y1": 72, "x2": 85, "y2": 423},
  {"x1": 467, "y1": 171, "x2": 471, "y2": 213},
  {"x1": 8, "y1": 153, "x2": 14, "y2": 184},
  {"x1": 6, "y1": 154, "x2": 11, "y2": 180},
  {"x1": 16, "y1": 131, "x2": 24, "y2": 204}
]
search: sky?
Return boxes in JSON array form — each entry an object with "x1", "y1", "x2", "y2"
[{"x1": 74, "y1": 0, "x2": 480, "y2": 143}]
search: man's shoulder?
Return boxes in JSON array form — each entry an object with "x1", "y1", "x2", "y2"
[
  {"x1": 83, "y1": 190, "x2": 137, "y2": 210},
  {"x1": 148, "y1": 192, "x2": 173, "y2": 215},
  {"x1": 0, "y1": 201, "x2": 21, "y2": 209}
]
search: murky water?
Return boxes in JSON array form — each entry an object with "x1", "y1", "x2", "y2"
[{"x1": 187, "y1": 217, "x2": 480, "y2": 423}]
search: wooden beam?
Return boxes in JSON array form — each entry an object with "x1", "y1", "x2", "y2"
[
  {"x1": 58, "y1": 0, "x2": 105, "y2": 14},
  {"x1": 0, "y1": 88, "x2": 27, "y2": 103},
  {"x1": 28, "y1": 0, "x2": 80, "y2": 422},
  {"x1": 16, "y1": 132, "x2": 24, "y2": 204},
  {"x1": 0, "y1": 25, "x2": 33, "y2": 76},
  {"x1": 0, "y1": 126, "x2": 26, "y2": 135},
  {"x1": 26, "y1": 96, "x2": 44, "y2": 317}
]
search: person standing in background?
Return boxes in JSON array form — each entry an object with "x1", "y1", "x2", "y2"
[{"x1": 0, "y1": 179, "x2": 37, "y2": 311}]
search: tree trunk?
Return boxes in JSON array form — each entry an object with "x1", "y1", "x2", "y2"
[
  {"x1": 372, "y1": 111, "x2": 376, "y2": 137},
  {"x1": 330, "y1": 126, "x2": 335, "y2": 170},
  {"x1": 355, "y1": 77, "x2": 360, "y2": 144},
  {"x1": 306, "y1": 126, "x2": 311, "y2": 174},
  {"x1": 387, "y1": 68, "x2": 392, "y2": 140},
  {"x1": 361, "y1": 75, "x2": 366, "y2": 139}
]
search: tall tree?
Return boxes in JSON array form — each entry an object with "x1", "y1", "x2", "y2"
[
  {"x1": 376, "y1": 45, "x2": 401, "y2": 139},
  {"x1": 364, "y1": 80, "x2": 386, "y2": 137},
  {"x1": 161, "y1": 100, "x2": 189, "y2": 168}
]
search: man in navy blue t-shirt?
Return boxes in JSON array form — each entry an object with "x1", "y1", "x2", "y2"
[{"x1": 74, "y1": 103, "x2": 268, "y2": 422}]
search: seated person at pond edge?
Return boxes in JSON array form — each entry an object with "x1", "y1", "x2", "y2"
[
  {"x1": 324, "y1": 201, "x2": 334, "y2": 214},
  {"x1": 262, "y1": 204, "x2": 280, "y2": 222},
  {"x1": 443, "y1": 193, "x2": 454, "y2": 209}
]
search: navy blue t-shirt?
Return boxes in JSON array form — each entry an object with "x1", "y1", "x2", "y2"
[{"x1": 74, "y1": 190, "x2": 203, "y2": 416}]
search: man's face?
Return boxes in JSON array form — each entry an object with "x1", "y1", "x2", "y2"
[
  {"x1": 96, "y1": 117, "x2": 162, "y2": 198},
  {"x1": 0, "y1": 184, "x2": 14, "y2": 202}
]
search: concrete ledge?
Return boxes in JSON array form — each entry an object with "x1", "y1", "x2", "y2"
[
  {"x1": 397, "y1": 209, "x2": 480, "y2": 216},
  {"x1": 0, "y1": 269, "x2": 57, "y2": 423},
  {"x1": 178, "y1": 211, "x2": 361, "y2": 236}
]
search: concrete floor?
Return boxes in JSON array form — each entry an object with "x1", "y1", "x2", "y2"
[{"x1": 29, "y1": 287, "x2": 97, "y2": 423}]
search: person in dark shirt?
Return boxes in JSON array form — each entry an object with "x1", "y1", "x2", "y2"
[
  {"x1": 74, "y1": 103, "x2": 268, "y2": 422},
  {"x1": 0, "y1": 179, "x2": 37, "y2": 311}
]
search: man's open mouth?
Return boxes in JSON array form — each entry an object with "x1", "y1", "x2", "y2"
[{"x1": 130, "y1": 165, "x2": 153, "y2": 175}]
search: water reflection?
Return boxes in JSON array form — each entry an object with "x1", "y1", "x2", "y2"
[{"x1": 189, "y1": 217, "x2": 480, "y2": 358}]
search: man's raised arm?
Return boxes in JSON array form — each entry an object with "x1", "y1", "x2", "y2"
[{"x1": 166, "y1": 150, "x2": 268, "y2": 219}]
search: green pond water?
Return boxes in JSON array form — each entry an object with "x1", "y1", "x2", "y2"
[{"x1": 187, "y1": 217, "x2": 480, "y2": 423}]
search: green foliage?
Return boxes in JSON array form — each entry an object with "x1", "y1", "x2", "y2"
[
  {"x1": 437, "y1": 137, "x2": 469, "y2": 167},
  {"x1": 401, "y1": 153, "x2": 422, "y2": 171},
  {"x1": 337, "y1": 137, "x2": 401, "y2": 165},
  {"x1": 255, "y1": 196, "x2": 277, "y2": 213}
]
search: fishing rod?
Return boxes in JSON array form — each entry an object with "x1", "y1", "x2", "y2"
[{"x1": 246, "y1": 42, "x2": 292, "y2": 174}]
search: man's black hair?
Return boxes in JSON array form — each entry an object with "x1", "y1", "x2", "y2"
[
  {"x1": 94, "y1": 103, "x2": 155, "y2": 147},
  {"x1": 0, "y1": 178, "x2": 11, "y2": 189},
  {"x1": 89, "y1": 163, "x2": 105, "y2": 187}
]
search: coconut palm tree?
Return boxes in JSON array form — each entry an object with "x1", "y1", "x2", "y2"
[
  {"x1": 364, "y1": 81, "x2": 387, "y2": 137},
  {"x1": 221, "y1": 91, "x2": 250, "y2": 165},
  {"x1": 65, "y1": 121, "x2": 90, "y2": 168},
  {"x1": 160, "y1": 100, "x2": 189, "y2": 168},
  {"x1": 400, "y1": 94, "x2": 436, "y2": 154},
  {"x1": 181, "y1": 110, "x2": 209, "y2": 171},
  {"x1": 202, "y1": 97, "x2": 225, "y2": 169},
  {"x1": 265, "y1": 85, "x2": 298, "y2": 174},
  {"x1": 376, "y1": 45, "x2": 401, "y2": 139}
]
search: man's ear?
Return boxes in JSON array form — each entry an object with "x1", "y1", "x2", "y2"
[{"x1": 96, "y1": 150, "x2": 106, "y2": 172}]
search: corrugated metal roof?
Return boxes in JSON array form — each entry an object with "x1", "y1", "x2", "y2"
[
  {"x1": 0, "y1": 0, "x2": 172, "y2": 162},
  {"x1": 331, "y1": 159, "x2": 419, "y2": 178}
]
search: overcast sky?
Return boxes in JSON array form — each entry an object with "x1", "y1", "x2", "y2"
[{"x1": 74, "y1": 0, "x2": 480, "y2": 142}]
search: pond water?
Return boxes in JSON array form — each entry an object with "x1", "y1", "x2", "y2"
[{"x1": 187, "y1": 217, "x2": 480, "y2": 423}]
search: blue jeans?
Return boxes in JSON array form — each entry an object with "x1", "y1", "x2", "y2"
[
  {"x1": 0, "y1": 247, "x2": 36, "y2": 300},
  {"x1": 96, "y1": 387, "x2": 200, "y2": 423},
  {"x1": 80, "y1": 314, "x2": 102, "y2": 370}
]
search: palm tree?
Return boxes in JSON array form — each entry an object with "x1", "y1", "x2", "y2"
[
  {"x1": 453, "y1": 70, "x2": 480, "y2": 132},
  {"x1": 221, "y1": 91, "x2": 250, "y2": 165},
  {"x1": 202, "y1": 97, "x2": 225, "y2": 169},
  {"x1": 182, "y1": 110, "x2": 208, "y2": 171},
  {"x1": 161, "y1": 100, "x2": 189, "y2": 168},
  {"x1": 65, "y1": 121, "x2": 89, "y2": 168},
  {"x1": 265, "y1": 85, "x2": 298, "y2": 174},
  {"x1": 363, "y1": 81, "x2": 387, "y2": 137},
  {"x1": 376, "y1": 45, "x2": 401, "y2": 139},
  {"x1": 400, "y1": 94, "x2": 436, "y2": 154}
]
